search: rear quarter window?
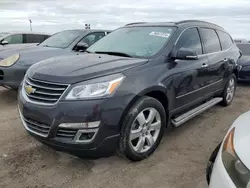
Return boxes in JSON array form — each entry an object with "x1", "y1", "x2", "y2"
[{"x1": 217, "y1": 30, "x2": 233, "y2": 50}]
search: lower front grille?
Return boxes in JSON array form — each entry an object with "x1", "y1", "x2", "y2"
[
  {"x1": 56, "y1": 128, "x2": 77, "y2": 140},
  {"x1": 0, "y1": 70, "x2": 3, "y2": 80},
  {"x1": 23, "y1": 116, "x2": 51, "y2": 136}
]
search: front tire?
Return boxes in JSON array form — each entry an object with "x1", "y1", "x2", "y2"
[
  {"x1": 118, "y1": 96, "x2": 166, "y2": 161},
  {"x1": 221, "y1": 74, "x2": 236, "y2": 106}
]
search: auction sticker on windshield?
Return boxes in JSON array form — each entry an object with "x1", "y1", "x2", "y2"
[{"x1": 149, "y1": 31, "x2": 171, "y2": 38}]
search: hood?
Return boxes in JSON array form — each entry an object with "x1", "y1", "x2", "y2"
[
  {"x1": 0, "y1": 43, "x2": 37, "y2": 52},
  {"x1": 0, "y1": 46, "x2": 68, "y2": 66},
  {"x1": 238, "y1": 55, "x2": 250, "y2": 66},
  {"x1": 231, "y1": 111, "x2": 250, "y2": 169},
  {"x1": 28, "y1": 53, "x2": 148, "y2": 84}
]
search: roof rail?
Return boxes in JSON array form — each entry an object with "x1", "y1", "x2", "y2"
[
  {"x1": 125, "y1": 22, "x2": 148, "y2": 26},
  {"x1": 176, "y1": 20, "x2": 223, "y2": 29}
]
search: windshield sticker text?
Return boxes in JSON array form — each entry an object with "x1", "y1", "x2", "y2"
[{"x1": 149, "y1": 32, "x2": 171, "y2": 38}]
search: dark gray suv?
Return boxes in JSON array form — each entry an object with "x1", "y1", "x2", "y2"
[{"x1": 18, "y1": 20, "x2": 240, "y2": 161}]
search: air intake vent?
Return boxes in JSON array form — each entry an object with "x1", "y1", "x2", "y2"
[{"x1": 56, "y1": 128, "x2": 77, "y2": 140}]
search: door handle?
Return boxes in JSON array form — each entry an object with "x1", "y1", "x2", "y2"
[{"x1": 201, "y1": 63, "x2": 209, "y2": 68}]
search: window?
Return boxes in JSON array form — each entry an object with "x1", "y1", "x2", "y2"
[
  {"x1": 79, "y1": 32, "x2": 105, "y2": 47},
  {"x1": 200, "y1": 28, "x2": 221, "y2": 53},
  {"x1": 39, "y1": 30, "x2": 82, "y2": 48},
  {"x1": 87, "y1": 26, "x2": 176, "y2": 58},
  {"x1": 217, "y1": 30, "x2": 233, "y2": 50},
  {"x1": 176, "y1": 28, "x2": 202, "y2": 55},
  {"x1": 4, "y1": 34, "x2": 23, "y2": 44},
  {"x1": 25, "y1": 34, "x2": 46, "y2": 43}
]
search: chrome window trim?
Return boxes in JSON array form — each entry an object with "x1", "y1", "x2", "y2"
[{"x1": 174, "y1": 26, "x2": 234, "y2": 56}]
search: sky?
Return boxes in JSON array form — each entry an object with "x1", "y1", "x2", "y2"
[{"x1": 0, "y1": 0, "x2": 250, "y2": 39}]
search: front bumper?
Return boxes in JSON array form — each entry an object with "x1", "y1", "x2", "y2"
[
  {"x1": 0, "y1": 64, "x2": 28, "y2": 89},
  {"x1": 209, "y1": 148, "x2": 236, "y2": 188},
  {"x1": 18, "y1": 87, "x2": 135, "y2": 157}
]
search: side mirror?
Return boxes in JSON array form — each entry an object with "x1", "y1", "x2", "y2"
[
  {"x1": 76, "y1": 42, "x2": 89, "y2": 51},
  {"x1": 172, "y1": 47, "x2": 198, "y2": 60},
  {"x1": 1, "y1": 40, "x2": 8, "y2": 45}
]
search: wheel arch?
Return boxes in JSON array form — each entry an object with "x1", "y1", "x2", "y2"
[{"x1": 118, "y1": 86, "x2": 170, "y2": 130}]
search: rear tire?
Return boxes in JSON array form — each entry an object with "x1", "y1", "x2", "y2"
[
  {"x1": 118, "y1": 96, "x2": 166, "y2": 161},
  {"x1": 220, "y1": 74, "x2": 236, "y2": 106}
]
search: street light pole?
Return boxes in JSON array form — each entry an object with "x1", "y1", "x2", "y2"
[{"x1": 29, "y1": 19, "x2": 32, "y2": 32}]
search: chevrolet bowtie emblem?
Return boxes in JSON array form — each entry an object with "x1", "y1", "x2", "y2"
[{"x1": 24, "y1": 85, "x2": 36, "y2": 94}]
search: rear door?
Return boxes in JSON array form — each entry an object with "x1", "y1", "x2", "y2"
[
  {"x1": 199, "y1": 28, "x2": 230, "y2": 91},
  {"x1": 173, "y1": 27, "x2": 211, "y2": 109}
]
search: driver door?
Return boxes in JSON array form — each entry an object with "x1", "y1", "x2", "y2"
[{"x1": 171, "y1": 27, "x2": 211, "y2": 110}]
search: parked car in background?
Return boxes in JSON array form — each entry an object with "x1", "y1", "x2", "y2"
[
  {"x1": 0, "y1": 29, "x2": 110, "y2": 89},
  {"x1": 207, "y1": 111, "x2": 250, "y2": 188},
  {"x1": 234, "y1": 38, "x2": 249, "y2": 44},
  {"x1": 18, "y1": 20, "x2": 240, "y2": 161},
  {"x1": 236, "y1": 43, "x2": 250, "y2": 81},
  {"x1": 0, "y1": 32, "x2": 50, "y2": 49}
]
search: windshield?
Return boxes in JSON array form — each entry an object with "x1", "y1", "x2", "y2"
[
  {"x1": 39, "y1": 30, "x2": 83, "y2": 48},
  {"x1": 237, "y1": 44, "x2": 250, "y2": 56},
  {"x1": 0, "y1": 32, "x2": 9, "y2": 39},
  {"x1": 87, "y1": 26, "x2": 176, "y2": 58}
]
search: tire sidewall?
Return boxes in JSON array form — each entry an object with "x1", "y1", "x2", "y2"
[{"x1": 119, "y1": 96, "x2": 166, "y2": 161}]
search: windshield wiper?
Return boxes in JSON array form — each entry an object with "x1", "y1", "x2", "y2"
[{"x1": 94, "y1": 51, "x2": 132, "y2": 57}]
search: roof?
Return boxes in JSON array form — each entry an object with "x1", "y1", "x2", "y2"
[
  {"x1": 1, "y1": 31, "x2": 50, "y2": 35},
  {"x1": 124, "y1": 20, "x2": 224, "y2": 30},
  {"x1": 61, "y1": 29, "x2": 111, "y2": 33},
  {"x1": 1, "y1": 29, "x2": 111, "y2": 37}
]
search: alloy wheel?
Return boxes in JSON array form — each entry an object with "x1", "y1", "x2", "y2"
[
  {"x1": 226, "y1": 78, "x2": 235, "y2": 103},
  {"x1": 129, "y1": 108, "x2": 162, "y2": 153}
]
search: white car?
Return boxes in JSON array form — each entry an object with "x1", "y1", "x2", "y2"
[{"x1": 207, "y1": 111, "x2": 250, "y2": 188}]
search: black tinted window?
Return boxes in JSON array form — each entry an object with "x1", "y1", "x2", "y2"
[
  {"x1": 4, "y1": 34, "x2": 23, "y2": 44},
  {"x1": 237, "y1": 44, "x2": 250, "y2": 56},
  {"x1": 217, "y1": 30, "x2": 233, "y2": 50},
  {"x1": 25, "y1": 34, "x2": 46, "y2": 43},
  {"x1": 176, "y1": 28, "x2": 202, "y2": 55},
  {"x1": 200, "y1": 28, "x2": 221, "y2": 53}
]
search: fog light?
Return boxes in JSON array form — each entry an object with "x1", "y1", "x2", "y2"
[
  {"x1": 79, "y1": 132, "x2": 95, "y2": 140},
  {"x1": 74, "y1": 129, "x2": 98, "y2": 143},
  {"x1": 59, "y1": 121, "x2": 100, "y2": 129}
]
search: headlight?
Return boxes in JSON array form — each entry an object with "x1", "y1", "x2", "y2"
[
  {"x1": 65, "y1": 74, "x2": 125, "y2": 100},
  {"x1": 222, "y1": 127, "x2": 250, "y2": 188},
  {"x1": 0, "y1": 54, "x2": 20, "y2": 67}
]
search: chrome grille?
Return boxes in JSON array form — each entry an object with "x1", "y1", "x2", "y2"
[
  {"x1": 23, "y1": 77, "x2": 69, "y2": 105},
  {"x1": 56, "y1": 128, "x2": 77, "y2": 140},
  {"x1": 23, "y1": 116, "x2": 51, "y2": 136}
]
